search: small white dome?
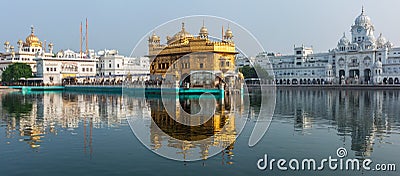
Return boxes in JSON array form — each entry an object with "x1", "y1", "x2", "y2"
[
  {"x1": 355, "y1": 8, "x2": 372, "y2": 26},
  {"x1": 376, "y1": 33, "x2": 387, "y2": 46},
  {"x1": 338, "y1": 33, "x2": 350, "y2": 45}
]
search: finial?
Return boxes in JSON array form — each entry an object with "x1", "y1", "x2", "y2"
[
  {"x1": 362, "y1": 6, "x2": 364, "y2": 14},
  {"x1": 182, "y1": 22, "x2": 185, "y2": 31},
  {"x1": 31, "y1": 25, "x2": 34, "y2": 34},
  {"x1": 343, "y1": 32, "x2": 346, "y2": 37},
  {"x1": 202, "y1": 19, "x2": 205, "y2": 27}
]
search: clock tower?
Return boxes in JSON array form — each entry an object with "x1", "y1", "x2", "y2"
[{"x1": 351, "y1": 7, "x2": 375, "y2": 45}]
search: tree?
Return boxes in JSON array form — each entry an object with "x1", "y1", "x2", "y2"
[
  {"x1": 1, "y1": 63, "x2": 33, "y2": 83},
  {"x1": 239, "y1": 65, "x2": 270, "y2": 79}
]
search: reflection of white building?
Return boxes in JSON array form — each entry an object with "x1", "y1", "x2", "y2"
[
  {"x1": 0, "y1": 26, "x2": 54, "y2": 78},
  {"x1": 256, "y1": 8, "x2": 400, "y2": 85}
]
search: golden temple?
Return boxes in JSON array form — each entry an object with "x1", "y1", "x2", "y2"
[{"x1": 147, "y1": 22, "x2": 242, "y2": 89}]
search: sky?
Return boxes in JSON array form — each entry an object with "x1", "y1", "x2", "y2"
[{"x1": 1, "y1": 0, "x2": 400, "y2": 56}]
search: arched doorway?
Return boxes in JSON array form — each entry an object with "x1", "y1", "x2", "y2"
[
  {"x1": 339, "y1": 70, "x2": 345, "y2": 84},
  {"x1": 383, "y1": 78, "x2": 388, "y2": 84},
  {"x1": 388, "y1": 77, "x2": 394, "y2": 84},
  {"x1": 292, "y1": 79, "x2": 298, "y2": 84},
  {"x1": 395, "y1": 78, "x2": 399, "y2": 84},
  {"x1": 364, "y1": 69, "x2": 371, "y2": 84}
]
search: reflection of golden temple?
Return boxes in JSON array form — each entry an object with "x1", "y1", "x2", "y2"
[{"x1": 148, "y1": 95, "x2": 243, "y2": 160}]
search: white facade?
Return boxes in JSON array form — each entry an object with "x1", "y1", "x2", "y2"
[
  {"x1": 35, "y1": 49, "x2": 97, "y2": 85},
  {"x1": 256, "y1": 8, "x2": 400, "y2": 85},
  {"x1": 96, "y1": 49, "x2": 150, "y2": 81},
  {"x1": 96, "y1": 49, "x2": 125, "y2": 76}
]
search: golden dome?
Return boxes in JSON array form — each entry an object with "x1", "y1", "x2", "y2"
[
  {"x1": 199, "y1": 21, "x2": 208, "y2": 37},
  {"x1": 26, "y1": 34, "x2": 39, "y2": 44},
  {"x1": 149, "y1": 32, "x2": 160, "y2": 42},
  {"x1": 171, "y1": 22, "x2": 193, "y2": 41},
  {"x1": 17, "y1": 39, "x2": 23, "y2": 45},
  {"x1": 200, "y1": 26, "x2": 208, "y2": 34},
  {"x1": 225, "y1": 27, "x2": 233, "y2": 38},
  {"x1": 25, "y1": 26, "x2": 41, "y2": 47},
  {"x1": 4, "y1": 41, "x2": 10, "y2": 45}
]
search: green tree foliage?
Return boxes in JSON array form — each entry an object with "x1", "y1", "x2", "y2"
[
  {"x1": 239, "y1": 65, "x2": 270, "y2": 79},
  {"x1": 1, "y1": 63, "x2": 33, "y2": 82}
]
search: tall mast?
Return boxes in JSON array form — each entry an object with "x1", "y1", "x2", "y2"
[
  {"x1": 222, "y1": 25, "x2": 224, "y2": 41},
  {"x1": 86, "y1": 18, "x2": 88, "y2": 57},
  {"x1": 80, "y1": 22, "x2": 83, "y2": 58}
]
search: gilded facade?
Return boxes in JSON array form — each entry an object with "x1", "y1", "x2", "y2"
[{"x1": 147, "y1": 23, "x2": 242, "y2": 88}]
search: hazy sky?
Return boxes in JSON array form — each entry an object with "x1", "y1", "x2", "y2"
[{"x1": 1, "y1": 0, "x2": 400, "y2": 56}]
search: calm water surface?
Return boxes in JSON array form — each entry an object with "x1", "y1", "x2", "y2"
[{"x1": 0, "y1": 89, "x2": 399, "y2": 175}]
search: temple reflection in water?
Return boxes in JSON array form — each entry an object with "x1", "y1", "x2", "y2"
[
  {"x1": 273, "y1": 88, "x2": 400, "y2": 158},
  {"x1": 1, "y1": 89, "x2": 399, "y2": 162},
  {"x1": 147, "y1": 94, "x2": 244, "y2": 161}
]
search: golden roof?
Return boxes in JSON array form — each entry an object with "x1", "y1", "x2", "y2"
[
  {"x1": 25, "y1": 26, "x2": 42, "y2": 47},
  {"x1": 169, "y1": 22, "x2": 193, "y2": 43}
]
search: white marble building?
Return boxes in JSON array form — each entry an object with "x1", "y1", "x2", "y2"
[
  {"x1": 35, "y1": 49, "x2": 97, "y2": 85},
  {"x1": 96, "y1": 49, "x2": 150, "y2": 81},
  {"x1": 256, "y1": 8, "x2": 400, "y2": 85}
]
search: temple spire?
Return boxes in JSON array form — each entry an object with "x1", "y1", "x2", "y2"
[{"x1": 31, "y1": 25, "x2": 34, "y2": 34}]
